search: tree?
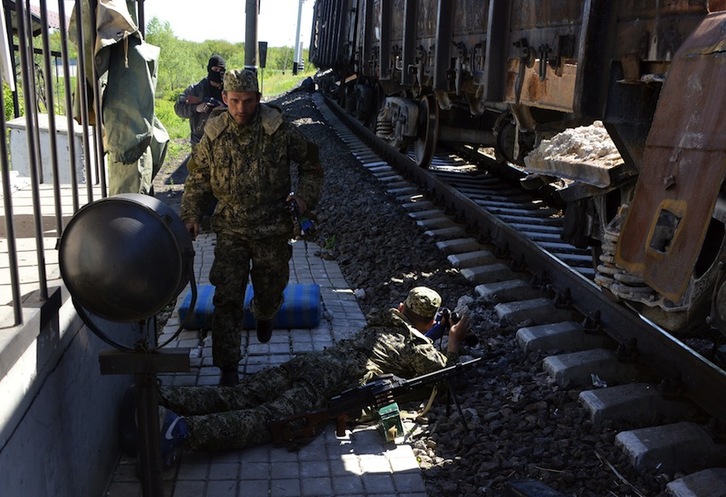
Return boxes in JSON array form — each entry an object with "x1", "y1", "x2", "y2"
[{"x1": 146, "y1": 17, "x2": 198, "y2": 96}]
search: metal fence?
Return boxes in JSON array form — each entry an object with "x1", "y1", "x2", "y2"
[{"x1": 0, "y1": 0, "x2": 140, "y2": 327}]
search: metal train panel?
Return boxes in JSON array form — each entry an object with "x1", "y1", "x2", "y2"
[{"x1": 616, "y1": 11, "x2": 726, "y2": 303}]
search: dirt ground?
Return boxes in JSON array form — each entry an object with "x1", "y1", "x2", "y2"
[
  {"x1": 152, "y1": 138, "x2": 191, "y2": 216},
  {"x1": 151, "y1": 139, "x2": 192, "y2": 330}
]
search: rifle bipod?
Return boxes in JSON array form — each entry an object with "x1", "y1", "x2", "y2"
[{"x1": 443, "y1": 376, "x2": 470, "y2": 433}]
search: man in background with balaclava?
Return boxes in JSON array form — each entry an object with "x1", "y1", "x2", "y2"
[
  {"x1": 174, "y1": 54, "x2": 227, "y2": 154},
  {"x1": 174, "y1": 54, "x2": 227, "y2": 224}
]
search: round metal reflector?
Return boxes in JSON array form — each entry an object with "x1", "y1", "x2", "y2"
[{"x1": 59, "y1": 193, "x2": 194, "y2": 322}]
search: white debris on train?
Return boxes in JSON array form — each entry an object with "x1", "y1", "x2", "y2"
[
  {"x1": 527, "y1": 121, "x2": 622, "y2": 167},
  {"x1": 523, "y1": 121, "x2": 625, "y2": 188}
]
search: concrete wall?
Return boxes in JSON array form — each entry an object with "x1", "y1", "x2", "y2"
[{"x1": 0, "y1": 289, "x2": 134, "y2": 497}]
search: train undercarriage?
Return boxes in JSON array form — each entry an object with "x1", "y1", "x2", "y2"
[{"x1": 310, "y1": 0, "x2": 726, "y2": 336}]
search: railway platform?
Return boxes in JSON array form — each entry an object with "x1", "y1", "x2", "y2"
[{"x1": 103, "y1": 233, "x2": 429, "y2": 497}]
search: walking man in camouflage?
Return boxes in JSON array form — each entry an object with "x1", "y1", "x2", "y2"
[
  {"x1": 157, "y1": 287, "x2": 470, "y2": 452},
  {"x1": 180, "y1": 69, "x2": 323, "y2": 386}
]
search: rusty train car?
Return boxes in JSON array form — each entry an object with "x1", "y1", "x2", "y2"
[{"x1": 308, "y1": 0, "x2": 726, "y2": 336}]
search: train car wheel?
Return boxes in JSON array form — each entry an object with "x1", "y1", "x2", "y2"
[
  {"x1": 413, "y1": 94, "x2": 439, "y2": 168},
  {"x1": 494, "y1": 115, "x2": 519, "y2": 165}
]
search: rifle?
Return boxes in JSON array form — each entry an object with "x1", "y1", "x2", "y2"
[{"x1": 269, "y1": 357, "x2": 482, "y2": 449}]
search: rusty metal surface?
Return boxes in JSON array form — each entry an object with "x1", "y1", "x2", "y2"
[
  {"x1": 500, "y1": 0, "x2": 710, "y2": 114},
  {"x1": 502, "y1": 0, "x2": 585, "y2": 112},
  {"x1": 616, "y1": 12, "x2": 726, "y2": 303},
  {"x1": 614, "y1": 14, "x2": 706, "y2": 61},
  {"x1": 504, "y1": 59, "x2": 578, "y2": 112},
  {"x1": 391, "y1": 0, "x2": 405, "y2": 39},
  {"x1": 453, "y1": 0, "x2": 490, "y2": 35},
  {"x1": 416, "y1": 0, "x2": 438, "y2": 39},
  {"x1": 509, "y1": 0, "x2": 584, "y2": 30},
  {"x1": 616, "y1": 0, "x2": 708, "y2": 19}
]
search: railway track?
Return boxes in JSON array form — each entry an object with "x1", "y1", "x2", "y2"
[{"x1": 313, "y1": 92, "x2": 726, "y2": 495}]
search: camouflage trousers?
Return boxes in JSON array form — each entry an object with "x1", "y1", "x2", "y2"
[
  {"x1": 210, "y1": 232, "x2": 292, "y2": 369},
  {"x1": 160, "y1": 349, "x2": 369, "y2": 451}
]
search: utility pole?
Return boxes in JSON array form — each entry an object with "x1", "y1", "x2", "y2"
[
  {"x1": 245, "y1": 0, "x2": 259, "y2": 70},
  {"x1": 292, "y1": 0, "x2": 304, "y2": 75}
]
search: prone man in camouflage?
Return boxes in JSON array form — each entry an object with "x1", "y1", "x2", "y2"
[
  {"x1": 180, "y1": 68, "x2": 323, "y2": 386},
  {"x1": 159, "y1": 287, "x2": 471, "y2": 451}
]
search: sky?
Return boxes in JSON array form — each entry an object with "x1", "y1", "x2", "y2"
[{"x1": 142, "y1": 0, "x2": 315, "y2": 48}]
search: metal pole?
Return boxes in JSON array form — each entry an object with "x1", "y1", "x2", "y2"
[
  {"x1": 244, "y1": 0, "x2": 259, "y2": 70},
  {"x1": 293, "y1": 0, "x2": 303, "y2": 74}
]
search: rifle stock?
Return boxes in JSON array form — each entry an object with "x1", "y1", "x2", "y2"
[
  {"x1": 269, "y1": 357, "x2": 482, "y2": 449},
  {"x1": 269, "y1": 411, "x2": 345, "y2": 448}
]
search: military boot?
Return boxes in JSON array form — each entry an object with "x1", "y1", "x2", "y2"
[{"x1": 256, "y1": 319, "x2": 273, "y2": 343}]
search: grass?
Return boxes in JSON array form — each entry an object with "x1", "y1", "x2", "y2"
[{"x1": 258, "y1": 67, "x2": 316, "y2": 99}]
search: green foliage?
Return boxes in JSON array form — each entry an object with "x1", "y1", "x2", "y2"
[
  {"x1": 3, "y1": 82, "x2": 14, "y2": 122},
  {"x1": 145, "y1": 16, "x2": 312, "y2": 98},
  {"x1": 155, "y1": 97, "x2": 188, "y2": 141},
  {"x1": 145, "y1": 15, "x2": 317, "y2": 141}
]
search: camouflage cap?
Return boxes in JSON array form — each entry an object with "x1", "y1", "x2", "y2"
[
  {"x1": 223, "y1": 69, "x2": 259, "y2": 93},
  {"x1": 404, "y1": 287, "x2": 441, "y2": 319}
]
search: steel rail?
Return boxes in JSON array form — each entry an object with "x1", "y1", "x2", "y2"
[{"x1": 322, "y1": 94, "x2": 726, "y2": 423}]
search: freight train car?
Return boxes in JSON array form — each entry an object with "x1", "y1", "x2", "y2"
[{"x1": 309, "y1": 0, "x2": 726, "y2": 335}]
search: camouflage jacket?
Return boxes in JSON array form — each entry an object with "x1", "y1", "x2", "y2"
[
  {"x1": 332, "y1": 307, "x2": 459, "y2": 385},
  {"x1": 180, "y1": 104, "x2": 323, "y2": 238}
]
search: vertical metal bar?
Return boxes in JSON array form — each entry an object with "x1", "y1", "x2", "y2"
[
  {"x1": 3, "y1": 3, "x2": 20, "y2": 118},
  {"x1": 379, "y1": 0, "x2": 391, "y2": 79},
  {"x1": 330, "y1": 0, "x2": 346, "y2": 66},
  {"x1": 294, "y1": 0, "x2": 304, "y2": 73},
  {"x1": 380, "y1": 0, "x2": 393, "y2": 79},
  {"x1": 88, "y1": 0, "x2": 107, "y2": 197},
  {"x1": 25, "y1": 0, "x2": 44, "y2": 185},
  {"x1": 575, "y1": 0, "x2": 616, "y2": 118},
  {"x1": 73, "y1": 0, "x2": 96, "y2": 203},
  {"x1": 401, "y1": 0, "x2": 416, "y2": 85},
  {"x1": 0, "y1": 75, "x2": 22, "y2": 325},
  {"x1": 15, "y1": 0, "x2": 48, "y2": 300},
  {"x1": 362, "y1": 0, "x2": 374, "y2": 74},
  {"x1": 433, "y1": 0, "x2": 453, "y2": 90},
  {"x1": 39, "y1": 0, "x2": 63, "y2": 237},
  {"x1": 308, "y1": 0, "x2": 317, "y2": 62},
  {"x1": 57, "y1": 0, "x2": 80, "y2": 214},
  {"x1": 135, "y1": 370, "x2": 165, "y2": 497},
  {"x1": 245, "y1": 0, "x2": 259, "y2": 69},
  {"x1": 350, "y1": 0, "x2": 359, "y2": 69},
  {"x1": 137, "y1": 0, "x2": 146, "y2": 37},
  {"x1": 482, "y1": 0, "x2": 510, "y2": 101}
]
